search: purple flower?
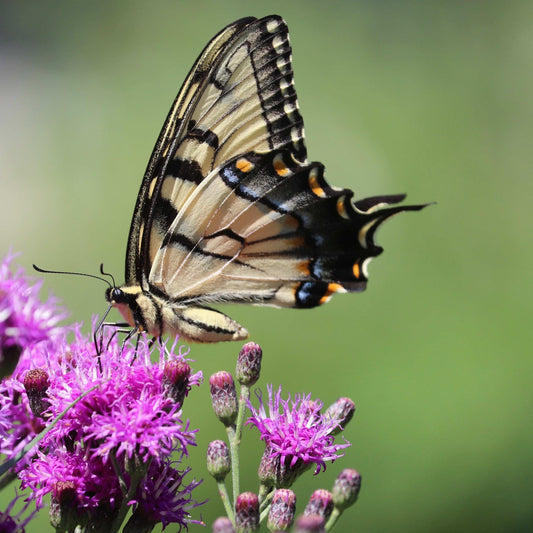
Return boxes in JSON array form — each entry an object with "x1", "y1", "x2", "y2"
[
  {"x1": 0, "y1": 253, "x2": 66, "y2": 368},
  {"x1": 9, "y1": 324, "x2": 204, "y2": 527},
  {"x1": 247, "y1": 385, "x2": 350, "y2": 481},
  {"x1": 129, "y1": 460, "x2": 204, "y2": 530},
  {"x1": 0, "y1": 491, "x2": 37, "y2": 532}
]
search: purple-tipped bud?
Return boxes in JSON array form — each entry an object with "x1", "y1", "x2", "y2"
[
  {"x1": 303, "y1": 489, "x2": 333, "y2": 520},
  {"x1": 206, "y1": 440, "x2": 231, "y2": 481},
  {"x1": 236, "y1": 342, "x2": 262, "y2": 386},
  {"x1": 234, "y1": 492, "x2": 259, "y2": 533},
  {"x1": 49, "y1": 481, "x2": 84, "y2": 530},
  {"x1": 293, "y1": 514, "x2": 326, "y2": 533},
  {"x1": 163, "y1": 360, "x2": 191, "y2": 406},
  {"x1": 331, "y1": 469, "x2": 362, "y2": 510},
  {"x1": 210, "y1": 372, "x2": 238, "y2": 426},
  {"x1": 23, "y1": 368, "x2": 50, "y2": 417},
  {"x1": 324, "y1": 397, "x2": 355, "y2": 435},
  {"x1": 267, "y1": 489, "x2": 296, "y2": 531},
  {"x1": 212, "y1": 516, "x2": 235, "y2": 532}
]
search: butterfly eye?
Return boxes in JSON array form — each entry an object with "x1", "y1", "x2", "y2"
[
  {"x1": 105, "y1": 287, "x2": 125, "y2": 304},
  {"x1": 112, "y1": 288, "x2": 125, "y2": 302}
]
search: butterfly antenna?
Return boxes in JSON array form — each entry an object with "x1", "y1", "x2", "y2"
[
  {"x1": 33, "y1": 264, "x2": 113, "y2": 290},
  {"x1": 99, "y1": 264, "x2": 117, "y2": 288}
]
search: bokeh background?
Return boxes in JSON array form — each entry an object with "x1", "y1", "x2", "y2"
[{"x1": 1, "y1": 1, "x2": 531, "y2": 531}]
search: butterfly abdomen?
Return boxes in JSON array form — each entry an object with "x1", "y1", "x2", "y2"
[{"x1": 106, "y1": 285, "x2": 248, "y2": 342}]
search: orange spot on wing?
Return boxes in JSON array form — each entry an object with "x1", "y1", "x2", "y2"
[
  {"x1": 273, "y1": 154, "x2": 290, "y2": 176},
  {"x1": 353, "y1": 262, "x2": 360, "y2": 279},
  {"x1": 336, "y1": 197, "x2": 350, "y2": 219},
  {"x1": 309, "y1": 171, "x2": 326, "y2": 197},
  {"x1": 297, "y1": 260, "x2": 310, "y2": 276},
  {"x1": 236, "y1": 158, "x2": 254, "y2": 173},
  {"x1": 319, "y1": 283, "x2": 344, "y2": 305}
]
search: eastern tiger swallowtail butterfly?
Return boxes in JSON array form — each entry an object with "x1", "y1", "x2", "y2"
[{"x1": 105, "y1": 15, "x2": 426, "y2": 343}]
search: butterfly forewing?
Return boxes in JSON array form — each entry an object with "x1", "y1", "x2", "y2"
[{"x1": 127, "y1": 16, "x2": 307, "y2": 291}]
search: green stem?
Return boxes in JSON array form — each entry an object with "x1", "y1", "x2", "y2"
[
  {"x1": 108, "y1": 454, "x2": 149, "y2": 533},
  {"x1": 259, "y1": 485, "x2": 275, "y2": 525},
  {"x1": 259, "y1": 506, "x2": 270, "y2": 524},
  {"x1": 217, "y1": 479, "x2": 235, "y2": 525},
  {"x1": 226, "y1": 383, "x2": 251, "y2": 506},
  {"x1": 235, "y1": 383, "x2": 250, "y2": 442},
  {"x1": 226, "y1": 424, "x2": 239, "y2": 505},
  {"x1": 258, "y1": 483, "x2": 273, "y2": 507},
  {"x1": 325, "y1": 507, "x2": 343, "y2": 531}
]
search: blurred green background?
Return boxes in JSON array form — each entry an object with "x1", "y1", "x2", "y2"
[{"x1": 1, "y1": 1, "x2": 531, "y2": 531}]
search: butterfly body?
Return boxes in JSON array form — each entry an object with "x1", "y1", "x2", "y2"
[
  {"x1": 106, "y1": 285, "x2": 248, "y2": 342},
  {"x1": 108, "y1": 15, "x2": 426, "y2": 343}
]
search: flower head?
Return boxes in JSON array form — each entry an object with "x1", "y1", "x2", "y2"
[
  {"x1": 247, "y1": 385, "x2": 350, "y2": 484},
  {"x1": 0, "y1": 253, "x2": 67, "y2": 377},
  {"x1": 11, "y1": 324, "x2": 203, "y2": 527},
  {"x1": 127, "y1": 461, "x2": 204, "y2": 530}
]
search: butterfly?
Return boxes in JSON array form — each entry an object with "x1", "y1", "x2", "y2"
[{"x1": 105, "y1": 15, "x2": 426, "y2": 343}]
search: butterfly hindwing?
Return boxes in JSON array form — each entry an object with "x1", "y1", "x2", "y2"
[{"x1": 149, "y1": 150, "x2": 425, "y2": 308}]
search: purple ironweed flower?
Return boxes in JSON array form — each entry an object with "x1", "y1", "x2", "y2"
[
  {"x1": 247, "y1": 385, "x2": 350, "y2": 484},
  {"x1": 0, "y1": 491, "x2": 37, "y2": 532},
  {"x1": 127, "y1": 460, "x2": 204, "y2": 530},
  {"x1": 0, "y1": 253, "x2": 67, "y2": 377},
  {"x1": 7, "y1": 324, "x2": 204, "y2": 528}
]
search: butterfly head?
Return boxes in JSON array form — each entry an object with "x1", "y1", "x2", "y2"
[
  {"x1": 105, "y1": 286, "x2": 128, "y2": 305},
  {"x1": 104, "y1": 284, "x2": 143, "y2": 331}
]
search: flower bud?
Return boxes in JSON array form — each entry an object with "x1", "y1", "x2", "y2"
[
  {"x1": 303, "y1": 489, "x2": 333, "y2": 520},
  {"x1": 293, "y1": 514, "x2": 326, "y2": 533},
  {"x1": 235, "y1": 492, "x2": 259, "y2": 533},
  {"x1": 331, "y1": 468, "x2": 361, "y2": 510},
  {"x1": 49, "y1": 481, "x2": 85, "y2": 531},
  {"x1": 235, "y1": 342, "x2": 262, "y2": 386},
  {"x1": 324, "y1": 397, "x2": 355, "y2": 435},
  {"x1": 210, "y1": 372, "x2": 238, "y2": 426},
  {"x1": 23, "y1": 368, "x2": 50, "y2": 417},
  {"x1": 212, "y1": 516, "x2": 235, "y2": 532},
  {"x1": 267, "y1": 489, "x2": 296, "y2": 531},
  {"x1": 258, "y1": 446, "x2": 309, "y2": 489},
  {"x1": 206, "y1": 440, "x2": 231, "y2": 481},
  {"x1": 163, "y1": 360, "x2": 191, "y2": 406}
]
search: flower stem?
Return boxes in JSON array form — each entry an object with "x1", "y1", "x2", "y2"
[
  {"x1": 109, "y1": 454, "x2": 149, "y2": 533},
  {"x1": 217, "y1": 479, "x2": 235, "y2": 524},
  {"x1": 225, "y1": 383, "x2": 251, "y2": 505},
  {"x1": 325, "y1": 507, "x2": 343, "y2": 531},
  {"x1": 225, "y1": 424, "x2": 239, "y2": 506},
  {"x1": 258, "y1": 483, "x2": 273, "y2": 507},
  {"x1": 235, "y1": 383, "x2": 250, "y2": 444}
]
